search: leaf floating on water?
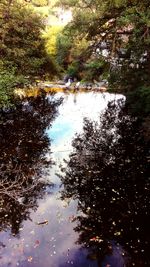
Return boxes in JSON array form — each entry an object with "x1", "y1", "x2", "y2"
[
  {"x1": 90, "y1": 236, "x2": 103, "y2": 243},
  {"x1": 62, "y1": 199, "x2": 70, "y2": 207},
  {"x1": 34, "y1": 240, "x2": 40, "y2": 248},
  {"x1": 0, "y1": 242, "x2": 6, "y2": 248},
  {"x1": 36, "y1": 220, "x2": 48, "y2": 225},
  {"x1": 27, "y1": 256, "x2": 33, "y2": 262},
  {"x1": 114, "y1": 231, "x2": 121, "y2": 236},
  {"x1": 56, "y1": 211, "x2": 63, "y2": 222},
  {"x1": 30, "y1": 230, "x2": 35, "y2": 235},
  {"x1": 90, "y1": 237, "x2": 97, "y2": 241},
  {"x1": 68, "y1": 215, "x2": 76, "y2": 222}
]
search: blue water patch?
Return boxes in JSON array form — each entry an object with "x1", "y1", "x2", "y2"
[{"x1": 46, "y1": 121, "x2": 73, "y2": 146}]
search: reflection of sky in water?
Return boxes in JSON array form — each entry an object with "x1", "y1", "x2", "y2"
[
  {"x1": 0, "y1": 92, "x2": 125, "y2": 267},
  {"x1": 47, "y1": 92, "x2": 124, "y2": 162}
]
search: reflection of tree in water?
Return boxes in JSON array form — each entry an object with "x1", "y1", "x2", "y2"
[
  {"x1": 60, "y1": 100, "x2": 150, "y2": 267},
  {"x1": 0, "y1": 93, "x2": 62, "y2": 235}
]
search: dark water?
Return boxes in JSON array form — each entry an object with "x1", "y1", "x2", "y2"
[{"x1": 0, "y1": 92, "x2": 149, "y2": 267}]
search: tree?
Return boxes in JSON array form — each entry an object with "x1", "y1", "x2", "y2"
[
  {"x1": 44, "y1": 25, "x2": 63, "y2": 57},
  {"x1": 0, "y1": 0, "x2": 53, "y2": 77},
  {"x1": 57, "y1": 0, "x2": 150, "y2": 117},
  {"x1": 0, "y1": 0, "x2": 57, "y2": 106},
  {"x1": 55, "y1": 29, "x2": 73, "y2": 69}
]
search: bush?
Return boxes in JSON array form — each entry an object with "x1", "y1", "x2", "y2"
[
  {"x1": 0, "y1": 68, "x2": 29, "y2": 108},
  {"x1": 32, "y1": 0, "x2": 48, "y2": 7},
  {"x1": 67, "y1": 62, "x2": 80, "y2": 78},
  {"x1": 127, "y1": 86, "x2": 150, "y2": 118},
  {"x1": 84, "y1": 59, "x2": 108, "y2": 81}
]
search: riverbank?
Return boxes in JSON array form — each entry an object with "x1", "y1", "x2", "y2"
[
  {"x1": 38, "y1": 80, "x2": 108, "y2": 91},
  {"x1": 14, "y1": 81, "x2": 108, "y2": 98}
]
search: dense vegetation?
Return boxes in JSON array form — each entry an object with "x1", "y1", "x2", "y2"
[
  {"x1": 0, "y1": 0, "x2": 57, "y2": 107},
  {"x1": 0, "y1": 0, "x2": 149, "y2": 122},
  {"x1": 56, "y1": 0, "x2": 150, "y2": 119}
]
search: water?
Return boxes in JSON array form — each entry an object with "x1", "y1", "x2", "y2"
[{"x1": 0, "y1": 92, "x2": 149, "y2": 267}]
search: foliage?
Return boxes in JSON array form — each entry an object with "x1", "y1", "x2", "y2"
[
  {"x1": 0, "y1": 0, "x2": 51, "y2": 77},
  {"x1": 126, "y1": 86, "x2": 150, "y2": 117},
  {"x1": 67, "y1": 61, "x2": 80, "y2": 78},
  {"x1": 56, "y1": 29, "x2": 92, "y2": 78},
  {"x1": 0, "y1": 70, "x2": 16, "y2": 108},
  {"x1": 83, "y1": 57, "x2": 109, "y2": 81},
  {"x1": 57, "y1": 0, "x2": 150, "y2": 118},
  {"x1": 70, "y1": 37, "x2": 89, "y2": 60},
  {"x1": 56, "y1": 30, "x2": 72, "y2": 69},
  {"x1": 0, "y1": 0, "x2": 58, "y2": 107},
  {"x1": 44, "y1": 25, "x2": 63, "y2": 56},
  {"x1": 66, "y1": 37, "x2": 91, "y2": 78},
  {"x1": 31, "y1": 0, "x2": 49, "y2": 7},
  {"x1": 0, "y1": 65, "x2": 30, "y2": 108}
]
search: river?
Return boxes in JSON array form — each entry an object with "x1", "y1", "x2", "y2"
[{"x1": 0, "y1": 91, "x2": 149, "y2": 267}]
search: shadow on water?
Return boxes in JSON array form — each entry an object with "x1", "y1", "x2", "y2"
[
  {"x1": 60, "y1": 99, "x2": 150, "y2": 267},
  {"x1": 0, "y1": 92, "x2": 149, "y2": 267},
  {"x1": 0, "y1": 92, "x2": 62, "y2": 236}
]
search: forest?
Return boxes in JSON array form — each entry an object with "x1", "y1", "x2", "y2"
[{"x1": 0, "y1": 0, "x2": 149, "y2": 123}]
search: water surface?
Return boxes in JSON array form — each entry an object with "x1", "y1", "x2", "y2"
[{"x1": 0, "y1": 92, "x2": 149, "y2": 267}]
